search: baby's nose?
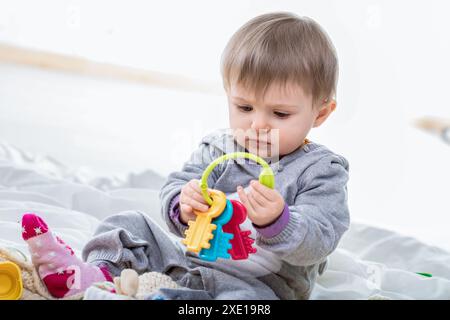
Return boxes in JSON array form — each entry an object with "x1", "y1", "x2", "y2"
[{"x1": 250, "y1": 116, "x2": 271, "y2": 131}]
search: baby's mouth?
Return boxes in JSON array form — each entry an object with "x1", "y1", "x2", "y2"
[{"x1": 245, "y1": 138, "x2": 271, "y2": 146}]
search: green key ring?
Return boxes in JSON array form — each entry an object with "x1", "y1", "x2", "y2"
[{"x1": 200, "y1": 152, "x2": 275, "y2": 206}]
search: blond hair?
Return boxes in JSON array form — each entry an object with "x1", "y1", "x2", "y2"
[{"x1": 221, "y1": 12, "x2": 338, "y2": 106}]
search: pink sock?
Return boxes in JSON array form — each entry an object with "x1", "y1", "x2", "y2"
[{"x1": 22, "y1": 213, "x2": 113, "y2": 298}]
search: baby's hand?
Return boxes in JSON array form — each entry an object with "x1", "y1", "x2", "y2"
[
  {"x1": 237, "y1": 180, "x2": 285, "y2": 227},
  {"x1": 179, "y1": 179, "x2": 210, "y2": 224}
]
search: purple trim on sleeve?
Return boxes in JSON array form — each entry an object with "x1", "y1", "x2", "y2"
[
  {"x1": 253, "y1": 203, "x2": 290, "y2": 238},
  {"x1": 169, "y1": 194, "x2": 188, "y2": 226}
]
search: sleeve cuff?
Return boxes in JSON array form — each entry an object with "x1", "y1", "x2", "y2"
[
  {"x1": 253, "y1": 203, "x2": 290, "y2": 238},
  {"x1": 169, "y1": 194, "x2": 188, "y2": 227}
]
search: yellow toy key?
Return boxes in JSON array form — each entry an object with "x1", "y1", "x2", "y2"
[{"x1": 182, "y1": 189, "x2": 227, "y2": 254}]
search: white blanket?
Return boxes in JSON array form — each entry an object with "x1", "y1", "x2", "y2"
[{"x1": 1, "y1": 141, "x2": 449, "y2": 300}]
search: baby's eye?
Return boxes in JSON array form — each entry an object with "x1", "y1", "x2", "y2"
[
  {"x1": 274, "y1": 111, "x2": 290, "y2": 118},
  {"x1": 237, "y1": 105, "x2": 253, "y2": 112}
]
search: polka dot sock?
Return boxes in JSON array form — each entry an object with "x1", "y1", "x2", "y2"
[{"x1": 21, "y1": 213, "x2": 113, "y2": 298}]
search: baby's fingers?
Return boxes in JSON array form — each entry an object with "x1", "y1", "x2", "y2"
[
  {"x1": 189, "y1": 187, "x2": 210, "y2": 205},
  {"x1": 187, "y1": 180, "x2": 210, "y2": 204},
  {"x1": 180, "y1": 203, "x2": 193, "y2": 214},
  {"x1": 185, "y1": 198, "x2": 209, "y2": 212},
  {"x1": 188, "y1": 179, "x2": 204, "y2": 193},
  {"x1": 237, "y1": 186, "x2": 255, "y2": 215},
  {"x1": 248, "y1": 186, "x2": 267, "y2": 207},
  {"x1": 250, "y1": 180, "x2": 274, "y2": 201},
  {"x1": 181, "y1": 189, "x2": 208, "y2": 213}
]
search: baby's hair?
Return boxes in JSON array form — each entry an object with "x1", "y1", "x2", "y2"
[{"x1": 221, "y1": 12, "x2": 338, "y2": 107}]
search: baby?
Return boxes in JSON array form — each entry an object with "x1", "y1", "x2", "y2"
[{"x1": 20, "y1": 12, "x2": 349, "y2": 300}]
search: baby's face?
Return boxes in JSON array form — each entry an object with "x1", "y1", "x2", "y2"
[{"x1": 227, "y1": 81, "x2": 320, "y2": 158}]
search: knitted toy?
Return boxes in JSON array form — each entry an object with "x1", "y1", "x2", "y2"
[
  {"x1": 0, "y1": 247, "x2": 179, "y2": 300},
  {"x1": 84, "y1": 269, "x2": 179, "y2": 300},
  {"x1": 115, "y1": 269, "x2": 179, "y2": 299}
]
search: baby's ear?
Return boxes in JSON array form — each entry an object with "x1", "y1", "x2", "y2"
[{"x1": 313, "y1": 100, "x2": 336, "y2": 128}]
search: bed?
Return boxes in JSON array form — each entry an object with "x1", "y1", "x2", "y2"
[{"x1": 1, "y1": 140, "x2": 449, "y2": 300}]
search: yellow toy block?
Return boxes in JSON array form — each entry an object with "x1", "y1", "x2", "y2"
[
  {"x1": 182, "y1": 189, "x2": 226, "y2": 253},
  {"x1": 0, "y1": 261, "x2": 23, "y2": 300}
]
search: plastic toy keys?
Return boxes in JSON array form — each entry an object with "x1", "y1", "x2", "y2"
[
  {"x1": 223, "y1": 199, "x2": 257, "y2": 260},
  {"x1": 0, "y1": 261, "x2": 23, "y2": 300},
  {"x1": 183, "y1": 152, "x2": 274, "y2": 260},
  {"x1": 182, "y1": 189, "x2": 227, "y2": 254},
  {"x1": 199, "y1": 199, "x2": 234, "y2": 262}
]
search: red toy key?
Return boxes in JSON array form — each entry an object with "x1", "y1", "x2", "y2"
[{"x1": 222, "y1": 199, "x2": 257, "y2": 260}]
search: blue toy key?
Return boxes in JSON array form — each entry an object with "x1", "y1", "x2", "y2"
[{"x1": 199, "y1": 199, "x2": 234, "y2": 262}]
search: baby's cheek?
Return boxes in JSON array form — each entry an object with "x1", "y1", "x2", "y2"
[{"x1": 279, "y1": 131, "x2": 307, "y2": 154}]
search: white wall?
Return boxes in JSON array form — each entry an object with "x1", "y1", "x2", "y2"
[{"x1": 1, "y1": 0, "x2": 450, "y2": 250}]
